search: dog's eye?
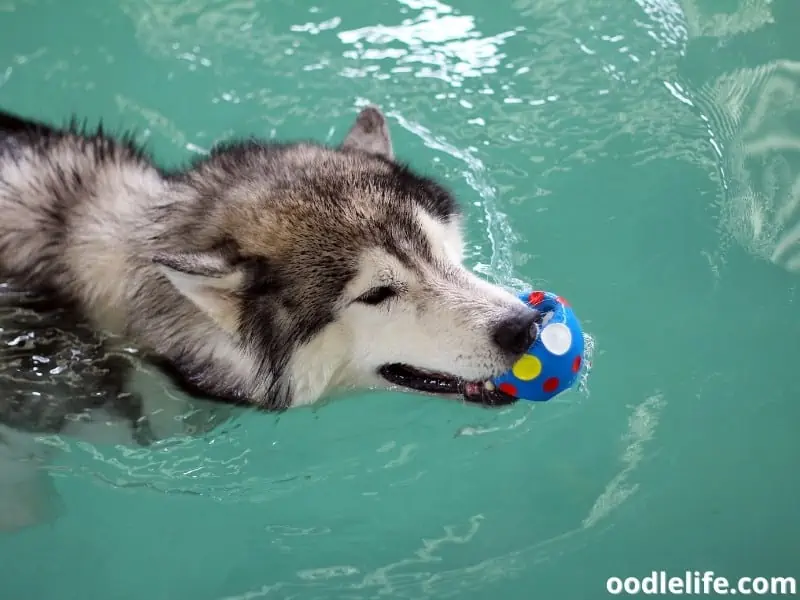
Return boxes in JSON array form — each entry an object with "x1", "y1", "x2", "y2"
[{"x1": 356, "y1": 286, "x2": 397, "y2": 305}]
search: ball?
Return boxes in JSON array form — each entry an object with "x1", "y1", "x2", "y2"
[{"x1": 490, "y1": 290, "x2": 585, "y2": 402}]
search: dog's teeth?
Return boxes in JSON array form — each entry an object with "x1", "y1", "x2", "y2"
[{"x1": 464, "y1": 382, "x2": 480, "y2": 395}]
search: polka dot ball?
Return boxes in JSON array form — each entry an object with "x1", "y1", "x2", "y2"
[{"x1": 489, "y1": 290, "x2": 585, "y2": 402}]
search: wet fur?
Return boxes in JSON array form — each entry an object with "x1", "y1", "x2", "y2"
[
  {"x1": 0, "y1": 105, "x2": 529, "y2": 415},
  {"x1": 0, "y1": 106, "x2": 532, "y2": 531}
]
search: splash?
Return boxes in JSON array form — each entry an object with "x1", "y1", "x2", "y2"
[{"x1": 378, "y1": 104, "x2": 526, "y2": 291}]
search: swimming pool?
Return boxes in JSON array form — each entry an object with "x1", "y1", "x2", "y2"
[{"x1": 1, "y1": 0, "x2": 798, "y2": 598}]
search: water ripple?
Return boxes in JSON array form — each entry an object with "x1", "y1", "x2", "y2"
[{"x1": 218, "y1": 391, "x2": 665, "y2": 599}]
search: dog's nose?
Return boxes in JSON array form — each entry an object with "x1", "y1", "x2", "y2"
[{"x1": 493, "y1": 310, "x2": 540, "y2": 356}]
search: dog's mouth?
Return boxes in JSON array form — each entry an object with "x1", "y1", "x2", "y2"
[{"x1": 378, "y1": 364, "x2": 518, "y2": 407}]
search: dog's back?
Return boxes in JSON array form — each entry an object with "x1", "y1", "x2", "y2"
[
  {"x1": 0, "y1": 114, "x2": 166, "y2": 325},
  {"x1": 0, "y1": 110, "x2": 268, "y2": 407}
]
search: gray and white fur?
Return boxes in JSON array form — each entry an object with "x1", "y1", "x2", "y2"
[{"x1": 0, "y1": 105, "x2": 540, "y2": 530}]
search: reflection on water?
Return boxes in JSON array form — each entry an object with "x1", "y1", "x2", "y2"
[
  {"x1": 338, "y1": 0, "x2": 520, "y2": 87},
  {"x1": 698, "y1": 59, "x2": 800, "y2": 273},
  {"x1": 0, "y1": 288, "x2": 256, "y2": 502},
  {"x1": 0, "y1": 286, "x2": 117, "y2": 433},
  {"x1": 676, "y1": 0, "x2": 800, "y2": 274},
  {"x1": 633, "y1": 0, "x2": 688, "y2": 51}
]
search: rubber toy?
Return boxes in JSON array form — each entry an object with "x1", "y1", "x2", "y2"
[{"x1": 488, "y1": 290, "x2": 585, "y2": 402}]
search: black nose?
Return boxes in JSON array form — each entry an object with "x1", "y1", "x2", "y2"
[{"x1": 493, "y1": 310, "x2": 540, "y2": 355}]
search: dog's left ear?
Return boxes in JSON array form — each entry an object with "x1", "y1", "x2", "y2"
[
  {"x1": 153, "y1": 251, "x2": 244, "y2": 327},
  {"x1": 341, "y1": 105, "x2": 394, "y2": 160}
]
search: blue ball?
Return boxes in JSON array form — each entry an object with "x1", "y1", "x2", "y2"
[{"x1": 491, "y1": 290, "x2": 585, "y2": 402}]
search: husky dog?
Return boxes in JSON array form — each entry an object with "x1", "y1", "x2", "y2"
[{"x1": 0, "y1": 105, "x2": 539, "y2": 530}]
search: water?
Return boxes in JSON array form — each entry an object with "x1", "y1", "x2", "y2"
[{"x1": 1, "y1": 0, "x2": 799, "y2": 598}]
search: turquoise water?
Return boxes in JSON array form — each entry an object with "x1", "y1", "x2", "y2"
[{"x1": 1, "y1": 0, "x2": 799, "y2": 598}]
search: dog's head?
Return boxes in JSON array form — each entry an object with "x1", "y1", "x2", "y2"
[{"x1": 154, "y1": 107, "x2": 539, "y2": 408}]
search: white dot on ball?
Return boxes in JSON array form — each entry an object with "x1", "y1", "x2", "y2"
[{"x1": 540, "y1": 323, "x2": 572, "y2": 356}]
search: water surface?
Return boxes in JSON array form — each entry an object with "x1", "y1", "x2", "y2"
[{"x1": 0, "y1": 0, "x2": 798, "y2": 598}]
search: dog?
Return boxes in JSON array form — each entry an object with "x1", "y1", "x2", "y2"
[{"x1": 0, "y1": 105, "x2": 540, "y2": 530}]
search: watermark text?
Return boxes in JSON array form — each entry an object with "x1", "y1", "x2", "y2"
[{"x1": 607, "y1": 571, "x2": 797, "y2": 596}]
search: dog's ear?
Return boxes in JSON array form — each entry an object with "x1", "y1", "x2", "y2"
[
  {"x1": 341, "y1": 105, "x2": 394, "y2": 160},
  {"x1": 153, "y1": 251, "x2": 244, "y2": 324}
]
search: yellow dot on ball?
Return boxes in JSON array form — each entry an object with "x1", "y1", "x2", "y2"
[{"x1": 511, "y1": 354, "x2": 542, "y2": 381}]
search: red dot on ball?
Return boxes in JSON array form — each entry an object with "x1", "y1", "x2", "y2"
[
  {"x1": 556, "y1": 295, "x2": 570, "y2": 307},
  {"x1": 528, "y1": 291, "x2": 546, "y2": 306},
  {"x1": 543, "y1": 377, "x2": 560, "y2": 393},
  {"x1": 572, "y1": 355, "x2": 582, "y2": 372},
  {"x1": 498, "y1": 382, "x2": 518, "y2": 397}
]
